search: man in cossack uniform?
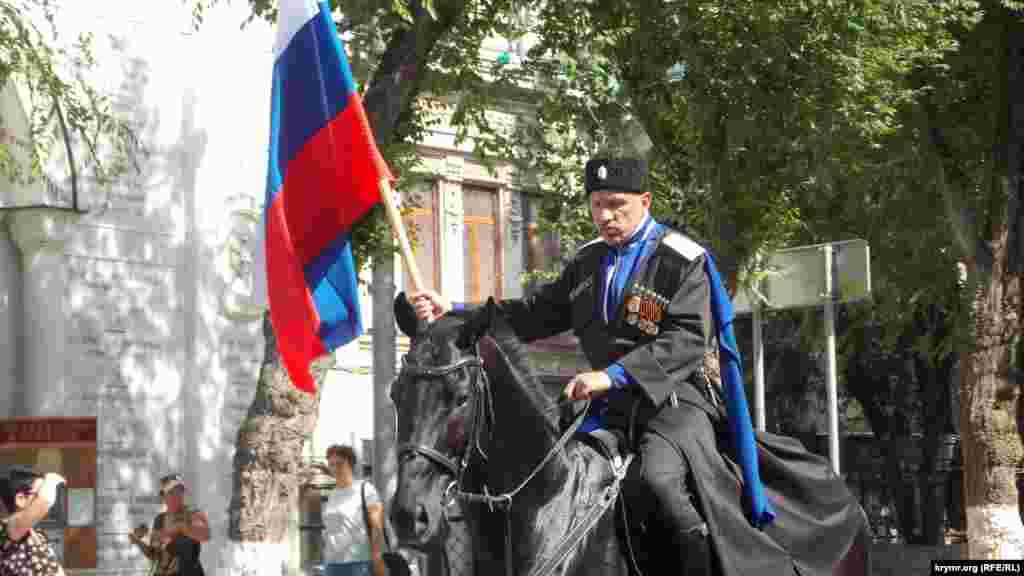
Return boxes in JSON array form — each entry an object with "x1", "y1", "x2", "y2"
[{"x1": 407, "y1": 156, "x2": 868, "y2": 575}]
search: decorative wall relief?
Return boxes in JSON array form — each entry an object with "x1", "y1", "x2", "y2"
[{"x1": 219, "y1": 204, "x2": 266, "y2": 322}]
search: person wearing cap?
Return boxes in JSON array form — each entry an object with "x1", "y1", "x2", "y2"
[
  {"x1": 0, "y1": 465, "x2": 67, "y2": 575},
  {"x1": 404, "y1": 156, "x2": 868, "y2": 575},
  {"x1": 128, "y1": 473, "x2": 209, "y2": 576}
]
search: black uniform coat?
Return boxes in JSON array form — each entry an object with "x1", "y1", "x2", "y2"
[{"x1": 486, "y1": 224, "x2": 868, "y2": 576}]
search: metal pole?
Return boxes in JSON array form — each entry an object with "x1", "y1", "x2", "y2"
[
  {"x1": 752, "y1": 300, "x2": 766, "y2": 432},
  {"x1": 823, "y1": 245, "x2": 840, "y2": 475},
  {"x1": 372, "y1": 251, "x2": 397, "y2": 501}
]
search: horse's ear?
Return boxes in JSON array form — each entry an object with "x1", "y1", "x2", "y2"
[
  {"x1": 394, "y1": 292, "x2": 420, "y2": 338},
  {"x1": 485, "y1": 297, "x2": 516, "y2": 338},
  {"x1": 456, "y1": 298, "x2": 498, "y2": 348},
  {"x1": 484, "y1": 297, "x2": 500, "y2": 333}
]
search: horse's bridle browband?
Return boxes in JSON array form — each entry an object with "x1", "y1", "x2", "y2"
[
  {"x1": 394, "y1": 346, "x2": 591, "y2": 576},
  {"x1": 399, "y1": 354, "x2": 483, "y2": 378}
]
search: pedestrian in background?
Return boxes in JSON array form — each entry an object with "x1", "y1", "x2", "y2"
[
  {"x1": 322, "y1": 445, "x2": 386, "y2": 576},
  {"x1": 128, "y1": 473, "x2": 209, "y2": 576}
]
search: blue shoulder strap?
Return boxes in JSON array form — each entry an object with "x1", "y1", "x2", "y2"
[{"x1": 704, "y1": 253, "x2": 776, "y2": 528}]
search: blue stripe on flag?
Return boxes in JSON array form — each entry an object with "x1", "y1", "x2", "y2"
[{"x1": 304, "y1": 230, "x2": 363, "y2": 349}]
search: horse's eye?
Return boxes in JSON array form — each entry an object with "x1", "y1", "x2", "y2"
[{"x1": 454, "y1": 393, "x2": 470, "y2": 408}]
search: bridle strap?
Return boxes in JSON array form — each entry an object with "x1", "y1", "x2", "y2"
[
  {"x1": 451, "y1": 398, "x2": 589, "y2": 507},
  {"x1": 397, "y1": 443, "x2": 462, "y2": 477},
  {"x1": 452, "y1": 398, "x2": 591, "y2": 576},
  {"x1": 400, "y1": 355, "x2": 482, "y2": 377}
]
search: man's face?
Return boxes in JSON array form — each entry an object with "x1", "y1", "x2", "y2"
[
  {"x1": 161, "y1": 484, "x2": 185, "y2": 511},
  {"x1": 14, "y1": 478, "x2": 42, "y2": 511},
  {"x1": 589, "y1": 189, "x2": 652, "y2": 247},
  {"x1": 327, "y1": 453, "x2": 352, "y2": 477}
]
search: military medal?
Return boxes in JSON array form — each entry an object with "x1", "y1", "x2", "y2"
[
  {"x1": 626, "y1": 295, "x2": 641, "y2": 314},
  {"x1": 628, "y1": 285, "x2": 667, "y2": 336},
  {"x1": 645, "y1": 289, "x2": 655, "y2": 324},
  {"x1": 638, "y1": 288, "x2": 647, "y2": 325},
  {"x1": 651, "y1": 293, "x2": 665, "y2": 323},
  {"x1": 621, "y1": 284, "x2": 668, "y2": 336}
]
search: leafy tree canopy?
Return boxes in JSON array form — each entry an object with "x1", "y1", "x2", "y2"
[{"x1": 0, "y1": 0, "x2": 137, "y2": 192}]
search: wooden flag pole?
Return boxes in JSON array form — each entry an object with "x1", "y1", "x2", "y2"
[{"x1": 378, "y1": 178, "x2": 425, "y2": 294}]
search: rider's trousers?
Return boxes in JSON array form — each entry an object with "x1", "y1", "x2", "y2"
[
  {"x1": 636, "y1": 431, "x2": 705, "y2": 532},
  {"x1": 634, "y1": 404, "x2": 714, "y2": 575}
]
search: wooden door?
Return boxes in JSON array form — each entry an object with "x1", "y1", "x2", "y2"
[{"x1": 463, "y1": 186, "x2": 500, "y2": 301}]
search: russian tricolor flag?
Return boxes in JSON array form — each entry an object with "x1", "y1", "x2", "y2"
[{"x1": 253, "y1": 0, "x2": 393, "y2": 393}]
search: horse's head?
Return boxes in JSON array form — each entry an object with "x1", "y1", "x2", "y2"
[{"x1": 390, "y1": 294, "x2": 496, "y2": 546}]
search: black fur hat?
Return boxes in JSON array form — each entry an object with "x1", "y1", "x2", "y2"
[{"x1": 584, "y1": 157, "x2": 648, "y2": 194}]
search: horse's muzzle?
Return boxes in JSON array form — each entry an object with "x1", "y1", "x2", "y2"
[{"x1": 392, "y1": 500, "x2": 432, "y2": 544}]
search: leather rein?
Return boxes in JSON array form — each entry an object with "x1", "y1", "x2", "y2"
[{"x1": 393, "y1": 345, "x2": 591, "y2": 576}]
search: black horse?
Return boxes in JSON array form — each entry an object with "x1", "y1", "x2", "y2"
[{"x1": 389, "y1": 297, "x2": 871, "y2": 576}]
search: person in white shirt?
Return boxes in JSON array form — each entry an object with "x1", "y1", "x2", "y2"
[{"x1": 322, "y1": 445, "x2": 385, "y2": 576}]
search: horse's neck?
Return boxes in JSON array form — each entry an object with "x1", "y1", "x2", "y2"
[
  {"x1": 486, "y1": 363, "x2": 566, "y2": 496},
  {"x1": 482, "y1": 364, "x2": 587, "y2": 575},
  {"x1": 476, "y1": 442, "x2": 613, "y2": 576}
]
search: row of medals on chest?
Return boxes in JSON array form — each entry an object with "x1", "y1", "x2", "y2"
[{"x1": 624, "y1": 285, "x2": 667, "y2": 336}]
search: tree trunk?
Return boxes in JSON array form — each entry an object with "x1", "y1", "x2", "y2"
[
  {"x1": 219, "y1": 313, "x2": 327, "y2": 574},
  {"x1": 962, "y1": 244, "x2": 1024, "y2": 558},
  {"x1": 917, "y1": 342, "x2": 956, "y2": 545},
  {"x1": 957, "y1": 6, "x2": 1024, "y2": 558}
]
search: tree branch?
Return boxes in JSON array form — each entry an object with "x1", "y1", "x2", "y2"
[
  {"x1": 51, "y1": 96, "x2": 79, "y2": 211},
  {"x1": 362, "y1": 0, "x2": 465, "y2": 148}
]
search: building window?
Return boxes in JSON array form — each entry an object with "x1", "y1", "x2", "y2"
[
  {"x1": 463, "y1": 185, "x2": 501, "y2": 301},
  {"x1": 401, "y1": 180, "x2": 439, "y2": 292},
  {"x1": 523, "y1": 194, "x2": 562, "y2": 294}
]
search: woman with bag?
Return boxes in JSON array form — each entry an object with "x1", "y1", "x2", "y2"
[{"x1": 322, "y1": 445, "x2": 390, "y2": 576}]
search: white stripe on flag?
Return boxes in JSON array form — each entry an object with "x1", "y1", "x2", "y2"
[{"x1": 273, "y1": 0, "x2": 320, "y2": 60}]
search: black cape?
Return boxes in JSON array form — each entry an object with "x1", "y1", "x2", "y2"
[{"x1": 642, "y1": 390, "x2": 869, "y2": 576}]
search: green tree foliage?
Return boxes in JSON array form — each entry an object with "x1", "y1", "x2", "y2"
[
  {"x1": 0, "y1": 0, "x2": 136, "y2": 191},
  {"x1": 444, "y1": 2, "x2": 976, "y2": 334},
  {"x1": 452, "y1": 0, "x2": 988, "y2": 364}
]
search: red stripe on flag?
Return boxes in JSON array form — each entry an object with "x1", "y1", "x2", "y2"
[
  {"x1": 266, "y1": 194, "x2": 327, "y2": 393},
  {"x1": 281, "y1": 93, "x2": 391, "y2": 268}
]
